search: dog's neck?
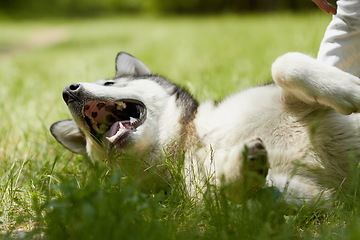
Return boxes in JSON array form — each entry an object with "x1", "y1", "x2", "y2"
[{"x1": 171, "y1": 113, "x2": 203, "y2": 163}]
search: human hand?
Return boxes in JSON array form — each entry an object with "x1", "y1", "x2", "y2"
[{"x1": 312, "y1": 0, "x2": 337, "y2": 14}]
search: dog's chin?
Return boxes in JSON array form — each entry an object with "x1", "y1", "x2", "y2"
[{"x1": 80, "y1": 99, "x2": 146, "y2": 151}]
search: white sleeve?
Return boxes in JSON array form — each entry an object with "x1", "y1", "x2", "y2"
[{"x1": 317, "y1": 0, "x2": 360, "y2": 77}]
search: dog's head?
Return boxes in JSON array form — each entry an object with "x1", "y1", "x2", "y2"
[{"x1": 51, "y1": 52, "x2": 198, "y2": 161}]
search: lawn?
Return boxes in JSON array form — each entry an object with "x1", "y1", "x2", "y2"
[{"x1": 0, "y1": 12, "x2": 357, "y2": 239}]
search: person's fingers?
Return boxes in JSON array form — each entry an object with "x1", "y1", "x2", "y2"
[{"x1": 312, "y1": 0, "x2": 337, "y2": 14}]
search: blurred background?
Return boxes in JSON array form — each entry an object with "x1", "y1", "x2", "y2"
[
  {"x1": 0, "y1": 0, "x2": 345, "y2": 237},
  {"x1": 0, "y1": 0, "x2": 337, "y2": 18}
]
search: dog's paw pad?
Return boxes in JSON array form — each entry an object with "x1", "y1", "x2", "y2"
[
  {"x1": 245, "y1": 138, "x2": 267, "y2": 159},
  {"x1": 243, "y1": 138, "x2": 268, "y2": 176}
]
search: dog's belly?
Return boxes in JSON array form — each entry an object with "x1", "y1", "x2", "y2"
[
  {"x1": 196, "y1": 85, "x2": 308, "y2": 149},
  {"x1": 195, "y1": 84, "x2": 360, "y2": 174}
]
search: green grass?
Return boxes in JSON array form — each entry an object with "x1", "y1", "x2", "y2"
[{"x1": 1, "y1": 12, "x2": 358, "y2": 239}]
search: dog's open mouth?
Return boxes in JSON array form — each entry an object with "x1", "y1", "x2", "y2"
[{"x1": 82, "y1": 100, "x2": 146, "y2": 148}]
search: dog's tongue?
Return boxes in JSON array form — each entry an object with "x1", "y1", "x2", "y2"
[{"x1": 105, "y1": 118, "x2": 137, "y2": 145}]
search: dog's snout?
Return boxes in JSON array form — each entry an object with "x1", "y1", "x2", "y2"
[{"x1": 63, "y1": 83, "x2": 82, "y2": 104}]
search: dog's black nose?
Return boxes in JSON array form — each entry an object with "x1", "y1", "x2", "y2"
[
  {"x1": 63, "y1": 83, "x2": 82, "y2": 104},
  {"x1": 68, "y1": 83, "x2": 81, "y2": 91}
]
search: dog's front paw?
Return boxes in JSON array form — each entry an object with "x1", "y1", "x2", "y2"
[
  {"x1": 309, "y1": 70, "x2": 360, "y2": 115},
  {"x1": 318, "y1": 77, "x2": 360, "y2": 115},
  {"x1": 242, "y1": 138, "x2": 269, "y2": 178},
  {"x1": 272, "y1": 52, "x2": 360, "y2": 115}
]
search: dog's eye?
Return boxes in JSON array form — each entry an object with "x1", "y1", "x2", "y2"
[{"x1": 104, "y1": 81, "x2": 115, "y2": 86}]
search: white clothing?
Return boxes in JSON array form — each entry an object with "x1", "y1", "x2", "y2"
[{"x1": 317, "y1": 0, "x2": 360, "y2": 77}]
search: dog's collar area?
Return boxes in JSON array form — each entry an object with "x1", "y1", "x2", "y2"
[{"x1": 82, "y1": 100, "x2": 146, "y2": 148}]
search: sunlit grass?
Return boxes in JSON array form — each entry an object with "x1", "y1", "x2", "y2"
[{"x1": 2, "y1": 12, "x2": 358, "y2": 239}]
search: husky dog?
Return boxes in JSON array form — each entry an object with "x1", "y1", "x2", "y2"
[{"x1": 51, "y1": 52, "x2": 360, "y2": 204}]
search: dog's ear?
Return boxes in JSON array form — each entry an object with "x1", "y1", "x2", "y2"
[
  {"x1": 115, "y1": 52, "x2": 151, "y2": 77},
  {"x1": 50, "y1": 119, "x2": 87, "y2": 154}
]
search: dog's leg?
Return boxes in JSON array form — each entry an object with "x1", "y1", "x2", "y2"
[
  {"x1": 186, "y1": 139, "x2": 268, "y2": 201},
  {"x1": 222, "y1": 138, "x2": 269, "y2": 201},
  {"x1": 272, "y1": 52, "x2": 360, "y2": 115},
  {"x1": 242, "y1": 138, "x2": 269, "y2": 178},
  {"x1": 266, "y1": 173, "x2": 332, "y2": 207}
]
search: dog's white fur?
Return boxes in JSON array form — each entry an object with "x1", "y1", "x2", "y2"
[{"x1": 51, "y1": 52, "x2": 360, "y2": 205}]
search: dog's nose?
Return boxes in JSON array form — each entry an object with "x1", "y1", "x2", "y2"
[
  {"x1": 63, "y1": 83, "x2": 82, "y2": 104},
  {"x1": 68, "y1": 83, "x2": 81, "y2": 91}
]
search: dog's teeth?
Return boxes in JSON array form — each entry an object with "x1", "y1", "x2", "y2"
[
  {"x1": 106, "y1": 122, "x2": 126, "y2": 143},
  {"x1": 130, "y1": 117, "x2": 138, "y2": 124},
  {"x1": 106, "y1": 135, "x2": 117, "y2": 143}
]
